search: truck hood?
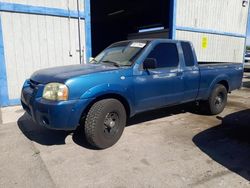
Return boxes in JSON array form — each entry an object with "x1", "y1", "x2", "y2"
[{"x1": 31, "y1": 64, "x2": 118, "y2": 84}]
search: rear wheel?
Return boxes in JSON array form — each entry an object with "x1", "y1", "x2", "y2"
[
  {"x1": 84, "y1": 99, "x2": 126, "y2": 149},
  {"x1": 203, "y1": 84, "x2": 228, "y2": 115}
]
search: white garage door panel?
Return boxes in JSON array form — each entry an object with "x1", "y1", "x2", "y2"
[
  {"x1": 1, "y1": 12, "x2": 85, "y2": 99},
  {"x1": 0, "y1": 0, "x2": 84, "y2": 11},
  {"x1": 176, "y1": 30, "x2": 245, "y2": 63}
]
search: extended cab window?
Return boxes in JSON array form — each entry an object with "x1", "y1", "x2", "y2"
[
  {"x1": 181, "y1": 42, "x2": 195, "y2": 67},
  {"x1": 147, "y1": 43, "x2": 179, "y2": 68}
]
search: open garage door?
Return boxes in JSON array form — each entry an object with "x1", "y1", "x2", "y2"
[{"x1": 90, "y1": 0, "x2": 171, "y2": 56}]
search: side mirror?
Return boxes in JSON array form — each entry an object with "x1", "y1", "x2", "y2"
[{"x1": 143, "y1": 58, "x2": 157, "y2": 69}]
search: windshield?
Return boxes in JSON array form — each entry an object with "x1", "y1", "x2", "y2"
[{"x1": 90, "y1": 41, "x2": 148, "y2": 67}]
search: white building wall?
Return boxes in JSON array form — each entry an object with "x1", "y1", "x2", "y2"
[
  {"x1": 176, "y1": 31, "x2": 245, "y2": 63},
  {"x1": 176, "y1": 0, "x2": 248, "y2": 35},
  {"x1": 175, "y1": 0, "x2": 249, "y2": 63},
  {"x1": 0, "y1": 0, "x2": 84, "y2": 11},
  {"x1": 1, "y1": 12, "x2": 85, "y2": 99}
]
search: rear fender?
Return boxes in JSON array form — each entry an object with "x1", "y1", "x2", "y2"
[{"x1": 207, "y1": 74, "x2": 230, "y2": 97}]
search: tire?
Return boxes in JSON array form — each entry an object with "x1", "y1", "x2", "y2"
[
  {"x1": 205, "y1": 84, "x2": 228, "y2": 115},
  {"x1": 84, "y1": 99, "x2": 127, "y2": 149}
]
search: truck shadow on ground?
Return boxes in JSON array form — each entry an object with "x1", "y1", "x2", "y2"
[
  {"x1": 193, "y1": 109, "x2": 250, "y2": 181},
  {"x1": 18, "y1": 114, "x2": 72, "y2": 146},
  {"x1": 17, "y1": 114, "x2": 97, "y2": 149},
  {"x1": 127, "y1": 103, "x2": 195, "y2": 126},
  {"x1": 17, "y1": 103, "x2": 198, "y2": 149}
]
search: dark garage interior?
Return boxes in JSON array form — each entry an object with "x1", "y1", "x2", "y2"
[{"x1": 90, "y1": 0, "x2": 171, "y2": 56}]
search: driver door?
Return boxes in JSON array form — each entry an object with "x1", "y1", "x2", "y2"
[{"x1": 134, "y1": 42, "x2": 184, "y2": 112}]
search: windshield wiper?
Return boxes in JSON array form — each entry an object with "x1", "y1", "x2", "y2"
[
  {"x1": 90, "y1": 58, "x2": 98, "y2": 64},
  {"x1": 101, "y1": 60, "x2": 121, "y2": 67}
]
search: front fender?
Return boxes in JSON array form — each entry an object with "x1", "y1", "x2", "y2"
[
  {"x1": 80, "y1": 84, "x2": 127, "y2": 98},
  {"x1": 80, "y1": 84, "x2": 135, "y2": 116}
]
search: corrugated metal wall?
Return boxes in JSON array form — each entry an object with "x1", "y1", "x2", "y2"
[
  {"x1": 176, "y1": 0, "x2": 248, "y2": 35},
  {"x1": 1, "y1": 12, "x2": 85, "y2": 100},
  {"x1": 175, "y1": 0, "x2": 249, "y2": 63},
  {"x1": 0, "y1": 0, "x2": 84, "y2": 11},
  {"x1": 176, "y1": 31, "x2": 245, "y2": 62},
  {"x1": 0, "y1": 0, "x2": 90, "y2": 105}
]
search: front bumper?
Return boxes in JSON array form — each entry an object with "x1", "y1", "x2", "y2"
[{"x1": 21, "y1": 80, "x2": 92, "y2": 130}]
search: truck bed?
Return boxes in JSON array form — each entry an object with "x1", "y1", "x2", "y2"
[{"x1": 197, "y1": 63, "x2": 244, "y2": 100}]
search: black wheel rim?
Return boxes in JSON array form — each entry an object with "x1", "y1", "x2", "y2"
[
  {"x1": 214, "y1": 92, "x2": 225, "y2": 109},
  {"x1": 103, "y1": 112, "x2": 119, "y2": 137}
]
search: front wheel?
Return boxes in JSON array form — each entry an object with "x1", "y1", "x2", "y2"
[
  {"x1": 203, "y1": 84, "x2": 228, "y2": 115},
  {"x1": 84, "y1": 99, "x2": 127, "y2": 149}
]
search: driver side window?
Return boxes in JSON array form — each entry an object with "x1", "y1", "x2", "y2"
[{"x1": 147, "y1": 43, "x2": 179, "y2": 68}]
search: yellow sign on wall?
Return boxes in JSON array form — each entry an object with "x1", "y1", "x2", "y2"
[{"x1": 202, "y1": 36, "x2": 208, "y2": 49}]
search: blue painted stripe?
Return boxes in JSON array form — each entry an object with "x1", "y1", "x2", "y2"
[
  {"x1": 176, "y1": 26, "x2": 246, "y2": 38},
  {"x1": 0, "y1": 2, "x2": 85, "y2": 19},
  {"x1": 8, "y1": 99, "x2": 21, "y2": 106},
  {"x1": 0, "y1": 16, "x2": 9, "y2": 107},
  {"x1": 242, "y1": 4, "x2": 250, "y2": 62},
  {"x1": 84, "y1": 0, "x2": 92, "y2": 63},
  {"x1": 169, "y1": 0, "x2": 177, "y2": 39}
]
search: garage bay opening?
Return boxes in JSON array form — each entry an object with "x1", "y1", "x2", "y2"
[{"x1": 90, "y1": 0, "x2": 171, "y2": 56}]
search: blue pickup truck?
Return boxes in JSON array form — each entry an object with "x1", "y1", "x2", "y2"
[{"x1": 21, "y1": 39, "x2": 243, "y2": 149}]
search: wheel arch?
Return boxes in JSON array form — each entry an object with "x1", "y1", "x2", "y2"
[
  {"x1": 217, "y1": 80, "x2": 229, "y2": 92},
  {"x1": 79, "y1": 93, "x2": 132, "y2": 124},
  {"x1": 209, "y1": 75, "x2": 230, "y2": 95}
]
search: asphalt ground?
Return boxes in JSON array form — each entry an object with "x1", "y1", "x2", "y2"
[{"x1": 0, "y1": 72, "x2": 250, "y2": 188}]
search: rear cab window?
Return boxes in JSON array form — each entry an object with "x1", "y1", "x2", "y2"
[
  {"x1": 181, "y1": 42, "x2": 195, "y2": 67},
  {"x1": 146, "y1": 42, "x2": 179, "y2": 68}
]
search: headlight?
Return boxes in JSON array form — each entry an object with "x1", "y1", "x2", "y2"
[{"x1": 42, "y1": 83, "x2": 69, "y2": 101}]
